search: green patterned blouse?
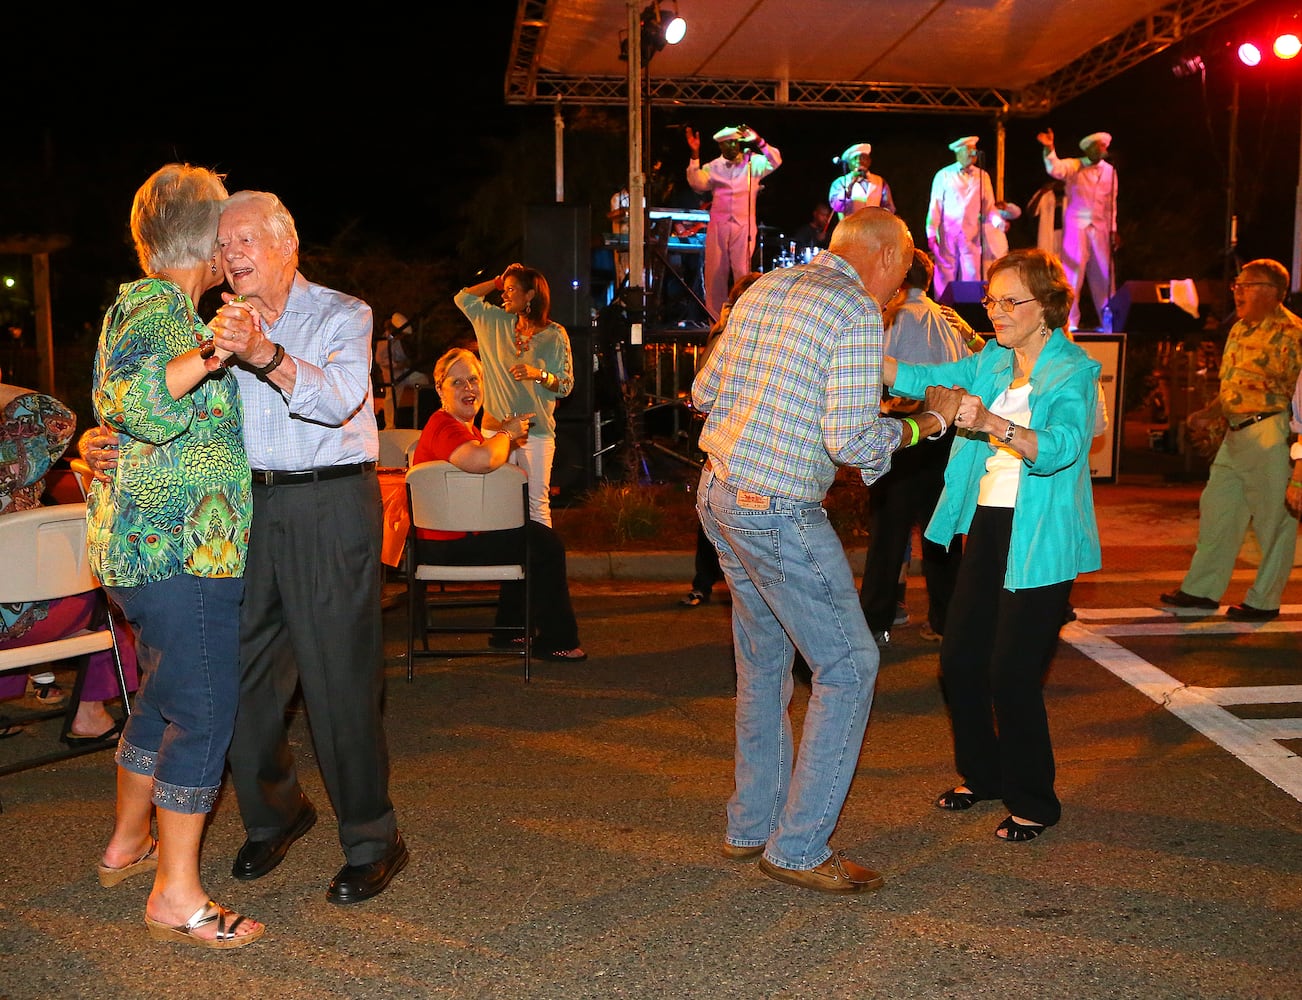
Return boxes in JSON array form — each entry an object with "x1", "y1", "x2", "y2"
[{"x1": 88, "y1": 277, "x2": 252, "y2": 587}]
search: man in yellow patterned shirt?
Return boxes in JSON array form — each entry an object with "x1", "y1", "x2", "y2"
[{"x1": 1162, "y1": 259, "x2": 1302, "y2": 620}]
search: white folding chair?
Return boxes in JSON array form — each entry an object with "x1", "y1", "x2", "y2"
[
  {"x1": 405, "y1": 461, "x2": 532, "y2": 681},
  {"x1": 378, "y1": 428, "x2": 422, "y2": 469},
  {"x1": 0, "y1": 503, "x2": 130, "y2": 810}
]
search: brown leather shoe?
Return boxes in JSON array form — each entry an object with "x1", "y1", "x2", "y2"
[
  {"x1": 757, "y1": 851, "x2": 883, "y2": 894},
  {"x1": 720, "y1": 842, "x2": 764, "y2": 861}
]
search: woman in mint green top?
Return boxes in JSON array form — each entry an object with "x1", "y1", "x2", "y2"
[
  {"x1": 455, "y1": 263, "x2": 575, "y2": 526},
  {"x1": 885, "y1": 248, "x2": 1100, "y2": 845},
  {"x1": 89, "y1": 163, "x2": 263, "y2": 948}
]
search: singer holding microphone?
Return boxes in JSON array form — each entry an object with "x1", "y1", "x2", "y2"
[
  {"x1": 1038, "y1": 129, "x2": 1118, "y2": 332},
  {"x1": 828, "y1": 142, "x2": 896, "y2": 222},
  {"x1": 926, "y1": 136, "x2": 996, "y2": 302}
]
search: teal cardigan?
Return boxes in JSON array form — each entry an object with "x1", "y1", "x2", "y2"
[{"x1": 892, "y1": 329, "x2": 1102, "y2": 590}]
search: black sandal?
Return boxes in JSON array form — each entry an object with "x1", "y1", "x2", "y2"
[
  {"x1": 995, "y1": 815, "x2": 1047, "y2": 842},
  {"x1": 678, "y1": 589, "x2": 709, "y2": 607},
  {"x1": 935, "y1": 787, "x2": 985, "y2": 811}
]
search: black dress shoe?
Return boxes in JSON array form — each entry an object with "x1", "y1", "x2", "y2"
[
  {"x1": 1159, "y1": 589, "x2": 1219, "y2": 610},
  {"x1": 327, "y1": 833, "x2": 408, "y2": 905},
  {"x1": 231, "y1": 801, "x2": 317, "y2": 881},
  {"x1": 1226, "y1": 603, "x2": 1279, "y2": 621}
]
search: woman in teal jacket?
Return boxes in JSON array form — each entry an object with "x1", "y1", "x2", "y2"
[{"x1": 885, "y1": 248, "x2": 1100, "y2": 843}]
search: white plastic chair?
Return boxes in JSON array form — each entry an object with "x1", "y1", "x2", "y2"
[
  {"x1": 378, "y1": 428, "x2": 422, "y2": 469},
  {"x1": 405, "y1": 461, "x2": 532, "y2": 681},
  {"x1": 0, "y1": 503, "x2": 130, "y2": 809}
]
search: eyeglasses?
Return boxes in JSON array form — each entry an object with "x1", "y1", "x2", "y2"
[
  {"x1": 980, "y1": 295, "x2": 1037, "y2": 314},
  {"x1": 442, "y1": 375, "x2": 481, "y2": 390},
  {"x1": 1230, "y1": 281, "x2": 1273, "y2": 292}
]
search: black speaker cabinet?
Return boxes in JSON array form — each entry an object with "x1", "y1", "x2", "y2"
[
  {"x1": 555, "y1": 327, "x2": 595, "y2": 423},
  {"x1": 524, "y1": 204, "x2": 592, "y2": 333},
  {"x1": 938, "y1": 280, "x2": 993, "y2": 332},
  {"x1": 552, "y1": 420, "x2": 596, "y2": 504},
  {"x1": 1106, "y1": 281, "x2": 1212, "y2": 335}
]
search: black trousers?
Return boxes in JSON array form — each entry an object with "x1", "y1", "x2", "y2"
[
  {"x1": 690, "y1": 525, "x2": 723, "y2": 594},
  {"x1": 939, "y1": 505, "x2": 1071, "y2": 827},
  {"x1": 417, "y1": 519, "x2": 580, "y2": 650},
  {"x1": 227, "y1": 470, "x2": 399, "y2": 866},
  {"x1": 859, "y1": 434, "x2": 961, "y2": 633}
]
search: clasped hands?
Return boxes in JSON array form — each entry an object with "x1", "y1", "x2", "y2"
[
  {"x1": 950, "y1": 389, "x2": 994, "y2": 434},
  {"x1": 923, "y1": 384, "x2": 965, "y2": 432},
  {"x1": 208, "y1": 293, "x2": 272, "y2": 369}
]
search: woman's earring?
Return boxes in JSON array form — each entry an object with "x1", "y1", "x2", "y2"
[{"x1": 211, "y1": 262, "x2": 219, "y2": 275}]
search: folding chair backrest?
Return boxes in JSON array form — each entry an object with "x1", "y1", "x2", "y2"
[
  {"x1": 378, "y1": 428, "x2": 422, "y2": 468},
  {"x1": 0, "y1": 502, "x2": 97, "y2": 603},
  {"x1": 406, "y1": 461, "x2": 527, "y2": 535}
]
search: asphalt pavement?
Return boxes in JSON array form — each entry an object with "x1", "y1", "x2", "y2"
[{"x1": 1, "y1": 442, "x2": 1299, "y2": 999}]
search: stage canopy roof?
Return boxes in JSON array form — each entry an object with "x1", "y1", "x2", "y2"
[{"x1": 506, "y1": 0, "x2": 1260, "y2": 116}]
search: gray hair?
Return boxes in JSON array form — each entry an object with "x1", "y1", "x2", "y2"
[
  {"x1": 222, "y1": 190, "x2": 300, "y2": 246},
  {"x1": 130, "y1": 163, "x2": 228, "y2": 273}
]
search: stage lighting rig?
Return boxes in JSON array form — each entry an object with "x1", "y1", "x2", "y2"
[{"x1": 619, "y1": 1, "x2": 687, "y2": 64}]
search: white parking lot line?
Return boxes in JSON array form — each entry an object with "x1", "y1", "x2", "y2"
[{"x1": 1060, "y1": 619, "x2": 1302, "y2": 802}]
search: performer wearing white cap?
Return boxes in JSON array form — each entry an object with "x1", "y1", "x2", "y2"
[
  {"x1": 828, "y1": 142, "x2": 895, "y2": 221},
  {"x1": 686, "y1": 124, "x2": 782, "y2": 320},
  {"x1": 1037, "y1": 128, "x2": 1118, "y2": 330},
  {"x1": 925, "y1": 136, "x2": 995, "y2": 301}
]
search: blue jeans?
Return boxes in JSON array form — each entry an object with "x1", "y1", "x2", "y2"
[
  {"x1": 697, "y1": 467, "x2": 878, "y2": 870},
  {"x1": 108, "y1": 574, "x2": 244, "y2": 814}
]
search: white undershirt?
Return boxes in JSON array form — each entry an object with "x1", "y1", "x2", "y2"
[{"x1": 977, "y1": 380, "x2": 1032, "y2": 508}]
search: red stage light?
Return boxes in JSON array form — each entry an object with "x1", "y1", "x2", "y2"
[
  {"x1": 1274, "y1": 33, "x2": 1300, "y2": 59},
  {"x1": 1238, "y1": 41, "x2": 1263, "y2": 66}
]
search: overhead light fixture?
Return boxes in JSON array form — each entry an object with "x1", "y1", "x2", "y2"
[
  {"x1": 1275, "y1": 32, "x2": 1300, "y2": 59},
  {"x1": 663, "y1": 2, "x2": 687, "y2": 45},
  {"x1": 1171, "y1": 54, "x2": 1205, "y2": 78},
  {"x1": 619, "y1": 1, "x2": 687, "y2": 63},
  {"x1": 1238, "y1": 41, "x2": 1263, "y2": 66}
]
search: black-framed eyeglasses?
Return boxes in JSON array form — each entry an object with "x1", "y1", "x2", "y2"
[
  {"x1": 980, "y1": 294, "x2": 1037, "y2": 314},
  {"x1": 1230, "y1": 281, "x2": 1273, "y2": 292}
]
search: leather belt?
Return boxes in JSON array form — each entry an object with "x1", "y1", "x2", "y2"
[
  {"x1": 1228, "y1": 411, "x2": 1282, "y2": 432},
  {"x1": 250, "y1": 462, "x2": 376, "y2": 486}
]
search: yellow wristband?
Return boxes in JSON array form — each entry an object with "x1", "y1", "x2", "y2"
[
  {"x1": 902, "y1": 417, "x2": 920, "y2": 447},
  {"x1": 1290, "y1": 479, "x2": 1302, "y2": 489}
]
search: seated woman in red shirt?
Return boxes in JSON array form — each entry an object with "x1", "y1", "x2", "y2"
[{"x1": 412, "y1": 349, "x2": 586, "y2": 662}]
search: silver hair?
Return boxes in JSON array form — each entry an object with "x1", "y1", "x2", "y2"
[{"x1": 130, "y1": 164, "x2": 228, "y2": 273}]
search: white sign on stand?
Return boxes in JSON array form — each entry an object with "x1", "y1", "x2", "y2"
[{"x1": 1073, "y1": 332, "x2": 1126, "y2": 482}]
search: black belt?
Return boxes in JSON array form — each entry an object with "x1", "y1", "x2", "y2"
[
  {"x1": 250, "y1": 462, "x2": 376, "y2": 486},
  {"x1": 1228, "y1": 411, "x2": 1282, "y2": 432}
]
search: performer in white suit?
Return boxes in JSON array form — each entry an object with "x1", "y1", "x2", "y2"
[
  {"x1": 925, "y1": 136, "x2": 995, "y2": 301},
  {"x1": 686, "y1": 124, "x2": 782, "y2": 320},
  {"x1": 1038, "y1": 129, "x2": 1118, "y2": 330}
]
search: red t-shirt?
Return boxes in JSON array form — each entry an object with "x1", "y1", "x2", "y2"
[{"x1": 411, "y1": 409, "x2": 482, "y2": 541}]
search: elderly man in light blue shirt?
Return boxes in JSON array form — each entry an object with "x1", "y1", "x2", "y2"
[{"x1": 210, "y1": 190, "x2": 406, "y2": 907}]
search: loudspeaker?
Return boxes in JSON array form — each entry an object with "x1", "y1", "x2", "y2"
[
  {"x1": 524, "y1": 204, "x2": 592, "y2": 333},
  {"x1": 1106, "y1": 281, "x2": 1209, "y2": 335},
  {"x1": 414, "y1": 385, "x2": 441, "y2": 430},
  {"x1": 938, "y1": 280, "x2": 993, "y2": 332},
  {"x1": 555, "y1": 327, "x2": 595, "y2": 423},
  {"x1": 552, "y1": 419, "x2": 596, "y2": 504}
]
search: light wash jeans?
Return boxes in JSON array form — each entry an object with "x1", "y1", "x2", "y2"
[{"x1": 697, "y1": 466, "x2": 879, "y2": 870}]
